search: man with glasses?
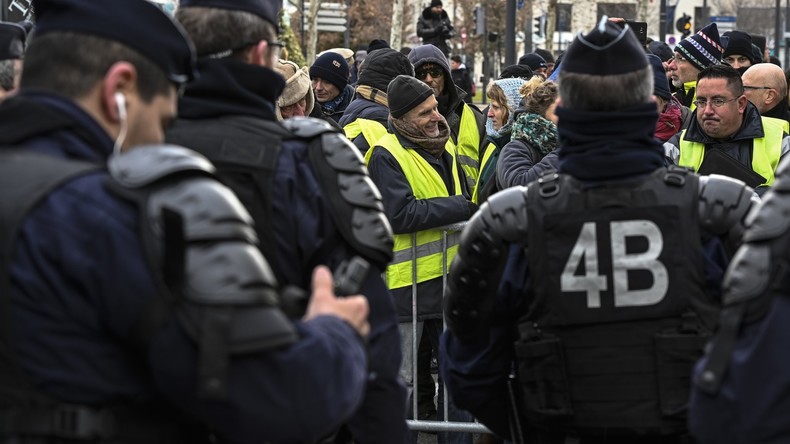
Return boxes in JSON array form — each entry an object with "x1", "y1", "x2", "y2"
[
  {"x1": 742, "y1": 63, "x2": 790, "y2": 128},
  {"x1": 668, "y1": 23, "x2": 724, "y2": 110},
  {"x1": 166, "y1": 1, "x2": 408, "y2": 443},
  {"x1": 665, "y1": 64, "x2": 790, "y2": 195},
  {"x1": 408, "y1": 44, "x2": 486, "y2": 195}
]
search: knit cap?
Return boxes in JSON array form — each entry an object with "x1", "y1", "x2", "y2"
[
  {"x1": 518, "y1": 53, "x2": 547, "y2": 71},
  {"x1": 388, "y1": 75, "x2": 434, "y2": 118},
  {"x1": 493, "y1": 77, "x2": 526, "y2": 115},
  {"x1": 674, "y1": 23, "x2": 724, "y2": 72},
  {"x1": 430, "y1": 0, "x2": 442, "y2": 7},
  {"x1": 647, "y1": 40, "x2": 673, "y2": 62},
  {"x1": 722, "y1": 30, "x2": 756, "y2": 64},
  {"x1": 562, "y1": 18, "x2": 648, "y2": 76},
  {"x1": 273, "y1": 59, "x2": 314, "y2": 120},
  {"x1": 647, "y1": 54, "x2": 671, "y2": 100},
  {"x1": 310, "y1": 52, "x2": 350, "y2": 91}
]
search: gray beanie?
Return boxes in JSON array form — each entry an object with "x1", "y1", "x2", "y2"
[{"x1": 387, "y1": 75, "x2": 434, "y2": 118}]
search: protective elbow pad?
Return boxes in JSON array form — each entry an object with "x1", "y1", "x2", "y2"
[
  {"x1": 108, "y1": 145, "x2": 297, "y2": 400},
  {"x1": 698, "y1": 174, "x2": 757, "y2": 252},
  {"x1": 444, "y1": 186, "x2": 529, "y2": 341}
]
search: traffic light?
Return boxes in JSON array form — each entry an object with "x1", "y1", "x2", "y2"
[
  {"x1": 675, "y1": 14, "x2": 692, "y2": 38},
  {"x1": 534, "y1": 14, "x2": 546, "y2": 39},
  {"x1": 473, "y1": 5, "x2": 485, "y2": 36}
]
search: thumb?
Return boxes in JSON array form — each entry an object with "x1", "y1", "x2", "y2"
[{"x1": 311, "y1": 265, "x2": 334, "y2": 300}]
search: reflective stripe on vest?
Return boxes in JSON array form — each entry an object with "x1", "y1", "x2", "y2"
[
  {"x1": 452, "y1": 105, "x2": 482, "y2": 192},
  {"x1": 678, "y1": 116, "x2": 784, "y2": 186},
  {"x1": 472, "y1": 141, "x2": 497, "y2": 203},
  {"x1": 366, "y1": 133, "x2": 462, "y2": 289},
  {"x1": 343, "y1": 118, "x2": 388, "y2": 148}
]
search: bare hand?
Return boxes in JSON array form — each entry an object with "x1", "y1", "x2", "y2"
[{"x1": 304, "y1": 266, "x2": 370, "y2": 338}]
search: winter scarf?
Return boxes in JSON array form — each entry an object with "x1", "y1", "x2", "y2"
[
  {"x1": 557, "y1": 102, "x2": 665, "y2": 181},
  {"x1": 510, "y1": 112, "x2": 559, "y2": 156},
  {"x1": 389, "y1": 114, "x2": 451, "y2": 158},
  {"x1": 655, "y1": 96, "x2": 684, "y2": 142},
  {"x1": 321, "y1": 85, "x2": 351, "y2": 113},
  {"x1": 355, "y1": 85, "x2": 389, "y2": 107}
]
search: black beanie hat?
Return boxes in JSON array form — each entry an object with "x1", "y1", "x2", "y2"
[
  {"x1": 562, "y1": 18, "x2": 648, "y2": 75},
  {"x1": 310, "y1": 52, "x2": 350, "y2": 91},
  {"x1": 430, "y1": 0, "x2": 443, "y2": 7},
  {"x1": 499, "y1": 64, "x2": 534, "y2": 80},
  {"x1": 388, "y1": 75, "x2": 434, "y2": 118},
  {"x1": 368, "y1": 39, "x2": 390, "y2": 52},
  {"x1": 518, "y1": 53, "x2": 547, "y2": 71},
  {"x1": 722, "y1": 30, "x2": 756, "y2": 64},
  {"x1": 648, "y1": 40, "x2": 673, "y2": 62}
]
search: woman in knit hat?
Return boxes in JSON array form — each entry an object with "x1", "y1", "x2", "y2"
[
  {"x1": 497, "y1": 76, "x2": 560, "y2": 189},
  {"x1": 272, "y1": 59, "x2": 314, "y2": 120},
  {"x1": 474, "y1": 77, "x2": 526, "y2": 203}
]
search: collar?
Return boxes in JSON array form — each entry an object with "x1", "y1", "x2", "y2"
[{"x1": 178, "y1": 58, "x2": 282, "y2": 121}]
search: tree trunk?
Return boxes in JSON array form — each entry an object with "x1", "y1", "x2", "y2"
[
  {"x1": 306, "y1": 0, "x2": 321, "y2": 62},
  {"x1": 391, "y1": 0, "x2": 405, "y2": 50}
]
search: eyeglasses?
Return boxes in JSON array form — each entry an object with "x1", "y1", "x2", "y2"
[
  {"x1": 267, "y1": 40, "x2": 285, "y2": 60},
  {"x1": 743, "y1": 85, "x2": 774, "y2": 91},
  {"x1": 416, "y1": 67, "x2": 444, "y2": 80},
  {"x1": 692, "y1": 98, "x2": 738, "y2": 109},
  {"x1": 671, "y1": 55, "x2": 688, "y2": 64}
]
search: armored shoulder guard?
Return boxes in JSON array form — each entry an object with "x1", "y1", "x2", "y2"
[
  {"x1": 108, "y1": 145, "x2": 297, "y2": 400},
  {"x1": 303, "y1": 125, "x2": 394, "y2": 268},
  {"x1": 698, "y1": 174, "x2": 758, "y2": 253},
  {"x1": 281, "y1": 116, "x2": 340, "y2": 138},
  {"x1": 444, "y1": 186, "x2": 529, "y2": 342},
  {"x1": 695, "y1": 163, "x2": 790, "y2": 395}
]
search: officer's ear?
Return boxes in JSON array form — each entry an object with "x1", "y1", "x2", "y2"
[
  {"x1": 247, "y1": 40, "x2": 271, "y2": 68},
  {"x1": 102, "y1": 61, "x2": 137, "y2": 123}
]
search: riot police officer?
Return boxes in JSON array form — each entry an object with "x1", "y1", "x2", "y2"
[
  {"x1": 165, "y1": 1, "x2": 407, "y2": 443},
  {"x1": 0, "y1": 1, "x2": 371, "y2": 443},
  {"x1": 440, "y1": 19, "x2": 756, "y2": 443}
]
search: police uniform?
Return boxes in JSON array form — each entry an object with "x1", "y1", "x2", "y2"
[
  {"x1": 440, "y1": 21, "x2": 756, "y2": 443},
  {"x1": 0, "y1": 1, "x2": 369, "y2": 443},
  {"x1": 165, "y1": 2, "x2": 407, "y2": 443}
]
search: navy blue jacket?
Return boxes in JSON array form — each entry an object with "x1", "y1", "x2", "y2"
[
  {"x1": 168, "y1": 59, "x2": 408, "y2": 443},
  {"x1": 1, "y1": 91, "x2": 369, "y2": 444}
]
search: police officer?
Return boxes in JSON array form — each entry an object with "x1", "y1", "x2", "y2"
[
  {"x1": 165, "y1": 1, "x2": 407, "y2": 443},
  {"x1": 440, "y1": 19, "x2": 756, "y2": 443},
  {"x1": 0, "y1": 1, "x2": 371, "y2": 443}
]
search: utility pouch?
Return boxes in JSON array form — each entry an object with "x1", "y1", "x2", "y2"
[{"x1": 514, "y1": 334, "x2": 573, "y2": 417}]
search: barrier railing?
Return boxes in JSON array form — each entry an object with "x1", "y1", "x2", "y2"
[{"x1": 402, "y1": 221, "x2": 492, "y2": 436}]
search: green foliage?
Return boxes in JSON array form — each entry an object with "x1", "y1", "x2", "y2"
[{"x1": 279, "y1": 9, "x2": 306, "y2": 67}]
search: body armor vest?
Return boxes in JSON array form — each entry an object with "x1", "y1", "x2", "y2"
[{"x1": 516, "y1": 168, "x2": 713, "y2": 436}]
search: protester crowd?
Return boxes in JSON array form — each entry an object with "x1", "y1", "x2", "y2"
[{"x1": 2, "y1": 1, "x2": 790, "y2": 444}]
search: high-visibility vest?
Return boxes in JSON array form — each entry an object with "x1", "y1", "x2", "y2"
[
  {"x1": 343, "y1": 118, "x2": 388, "y2": 149},
  {"x1": 365, "y1": 133, "x2": 462, "y2": 289},
  {"x1": 679, "y1": 116, "x2": 784, "y2": 186},
  {"x1": 472, "y1": 141, "x2": 497, "y2": 203},
  {"x1": 452, "y1": 105, "x2": 482, "y2": 193}
]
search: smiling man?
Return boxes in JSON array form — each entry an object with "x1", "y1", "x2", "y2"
[{"x1": 665, "y1": 64, "x2": 790, "y2": 194}]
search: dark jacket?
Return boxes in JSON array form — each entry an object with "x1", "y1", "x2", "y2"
[
  {"x1": 451, "y1": 65, "x2": 473, "y2": 104},
  {"x1": 0, "y1": 91, "x2": 367, "y2": 444},
  {"x1": 366, "y1": 127, "x2": 476, "y2": 321},
  {"x1": 416, "y1": 6, "x2": 454, "y2": 56},
  {"x1": 762, "y1": 97, "x2": 790, "y2": 125},
  {"x1": 497, "y1": 138, "x2": 560, "y2": 189},
  {"x1": 166, "y1": 58, "x2": 408, "y2": 443}
]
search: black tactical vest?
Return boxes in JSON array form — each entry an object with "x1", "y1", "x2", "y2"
[{"x1": 515, "y1": 168, "x2": 714, "y2": 436}]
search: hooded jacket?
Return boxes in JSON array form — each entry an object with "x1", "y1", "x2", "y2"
[{"x1": 416, "y1": 6, "x2": 454, "y2": 56}]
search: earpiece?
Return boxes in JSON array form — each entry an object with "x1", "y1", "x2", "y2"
[{"x1": 114, "y1": 92, "x2": 126, "y2": 120}]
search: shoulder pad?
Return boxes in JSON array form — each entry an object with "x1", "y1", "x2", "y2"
[
  {"x1": 281, "y1": 116, "x2": 340, "y2": 139},
  {"x1": 308, "y1": 130, "x2": 394, "y2": 266},
  {"x1": 108, "y1": 144, "x2": 214, "y2": 188},
  {"x1": 721, "y1": 243, "x2": 772, "y2": 306},
  {"x1": 743, "y1": 157, "x2": 790, "y2": 242},
  {"x1": 698, "y1": 174, "x2": 756, "y2": 236}
]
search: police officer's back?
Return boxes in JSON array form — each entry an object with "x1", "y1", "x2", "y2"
[
  {"x1": 440, "y1": 19, "x2": 756, "y2": 443},
  {"x1": 165, "y1": 1, "x2": 407, "y2": 442},
  {"x1": 0, "y1": 1, "x2": 371, "y2": 443}
]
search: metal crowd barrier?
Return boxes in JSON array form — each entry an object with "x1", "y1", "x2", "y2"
[{"x1": 401, "y1": 221, "x2": 492, "y2": 435}]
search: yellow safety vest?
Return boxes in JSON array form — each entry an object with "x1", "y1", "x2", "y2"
[
  {"x1": 472, "y1": 141, "x2": 497, "y2": 204},
  {"x1": 684, "y1": 81, "x2": 698, "y2": 112},
  {"x1": 679, "y1": 116, "x2": 784, "y2": 186},
  {"x1": 365, "y1": 133, "x2": 462, "y2": 290},
  {"x1": 452, "y1": 105, "x2": 483, "y2": 194},
  {"x1": 343, "y1": 118, "x2": 388, "y2": 150}
]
